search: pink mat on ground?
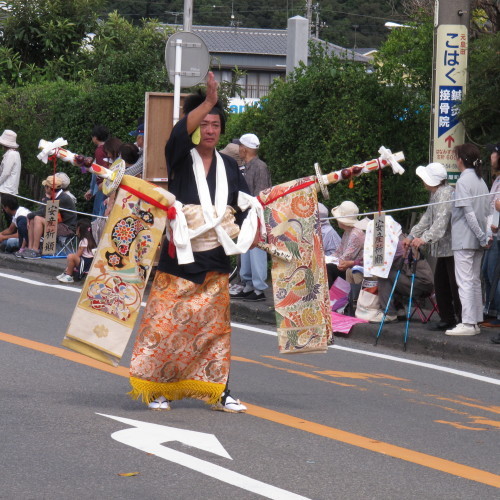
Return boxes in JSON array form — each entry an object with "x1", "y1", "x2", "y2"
[{"x1": 330, "y1": 311, "x2": 368, "y2": 335}]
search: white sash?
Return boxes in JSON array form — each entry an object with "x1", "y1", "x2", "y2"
[{"x1": 169, "y1": 149, "x2": 266, "y2": 265}]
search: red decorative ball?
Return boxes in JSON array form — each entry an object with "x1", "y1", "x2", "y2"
[
  {"x1": 83, "y1": 156, "x2": 94, "y2": 168},
  {"x1": 351, "y1": 166, "x2": 363, "y2": 175},
  {"x1": 73, "y1": 154, "x2": 85, "y2": 166},
  {"x1": 341, "y1": 168, "x2": 352, "y2": 179}
]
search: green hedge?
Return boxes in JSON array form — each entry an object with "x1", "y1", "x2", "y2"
[{"x1": 0, "y1": 80, "x2": 153, "y2": 213}]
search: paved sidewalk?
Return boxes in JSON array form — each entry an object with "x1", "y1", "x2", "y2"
[{"x1": 1, "y1": 252, "x2": 499, "y2": 370}]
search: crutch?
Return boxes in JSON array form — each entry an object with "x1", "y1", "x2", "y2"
[
  {"x1": 403, "y1": 248, "x2": 419, "y2": 351},
  {"x1": 374, "y1": 250, "x2": 407, "y2": 346}
]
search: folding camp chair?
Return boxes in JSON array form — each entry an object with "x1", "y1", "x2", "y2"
[
  {"x1": 55, "y1": 234, "x2": 78, "y2": 257},
  {"x1": 410, "y1": 292, "x2": 439, "y2": 323}
]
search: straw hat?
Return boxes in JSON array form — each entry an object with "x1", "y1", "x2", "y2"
[
  {"x1": 0, "y1": 130, "x2": 19, "y2": 149},
  {"x1": 331, "y1": 201, "x2": 359, "y2": 227},
  {"x1": 42, "y1": 175, "x2": 63, "y2": 189}
]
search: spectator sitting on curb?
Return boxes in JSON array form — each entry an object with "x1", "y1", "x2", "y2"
[
  {"x1": 55, "y1": 172, "x2": 77, "y2": 204},
  {"x1": 0, "y1": 194, "x2": 29, "y2": 253},
  {"x1": 318, "y1": 202, "x2": 341, "y2": 255},
  {"x1": 369, "y1": 243, "x2": 434, "y2": 324},
  {"x1": 21, "y1": 175, "x2": 77, "y2": 260},
  {"x1": 56, "y1": 218, "x2": 96, "y2": 283},
  {"x1": 326, "y1": 201, "x2": 368, "y2": 289}
]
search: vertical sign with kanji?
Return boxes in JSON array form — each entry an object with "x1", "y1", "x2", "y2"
[
  {"x1": 42, "y1": 200, "x2": 60, "y2": 255},
  {"x1": 372, "y1": 213, "x2": 386, "y2": 267},
  {"x1": 431, "y1": 25, "x2": 468, "y2": 183}
]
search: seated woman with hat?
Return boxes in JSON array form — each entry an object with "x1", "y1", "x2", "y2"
[
  {"x1": 326, "y1": 201, "x2": 368, "y2": 289},
  {"x1": 20, "y1": 175, "x2": 77, "y2": 259}
]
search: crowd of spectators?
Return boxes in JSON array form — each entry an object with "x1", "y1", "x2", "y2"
[
  {"x1": 320, "y1": 142, "x2": 500, "y2": 345},
  {"x1": 0, "y1": 119, "x2": 145, "y2": 279},
  {"x1": 0, "y1": 121, "x2": 499, "y2": 344}
]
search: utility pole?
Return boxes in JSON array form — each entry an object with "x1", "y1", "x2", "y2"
[
  {"x1": 352, "y1": 24, "x2": 359, "y2": 48},
  {"x1": 429, "y1": 0, "x2": 471, "y2": 182},
  {"x1": 183, "y1": 0, "x2": 193, "y2": 32},
  {"x1": 305, "y1": 0, "x2": 312, "y2": 37}
]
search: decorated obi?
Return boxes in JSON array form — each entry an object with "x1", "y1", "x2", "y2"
[{"x1": 181, "y1": 204, "x2": 240, "y2": 253}]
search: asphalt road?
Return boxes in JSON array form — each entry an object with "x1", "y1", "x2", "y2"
[{"x1": 0, "y1": 268, "x2": 499, "y2": 499}]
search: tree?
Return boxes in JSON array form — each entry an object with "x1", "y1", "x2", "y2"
[
  {"x1": 223, "y1": 43, "x2": 430, "y2": 217},
  {"x1": 1, "y1": 0, "x2": 102, "y2": 65},
  {"x1": 78, "y1": 12, "x2": 173, "y2": 87},
  {"x1": 460, "y1": 32, "x2": 500, "y2": 145},
  {"x1": 374, "y1": 12, "x2": 434, "y2": 89}
]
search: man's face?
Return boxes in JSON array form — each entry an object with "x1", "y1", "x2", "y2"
[
  {"x1": 44, "y1": 185, "x2": 56, "y2": 197},
  {"x1": 136, "y1": 134, "x2": 144, "y2": 149},
  {"x1": 199, "y1": 113, "x2": 221, "y2": 149}
]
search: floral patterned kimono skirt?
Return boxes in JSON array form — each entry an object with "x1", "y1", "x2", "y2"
[{"x1": 129, "y1": 270, "x2": 231, "y2": 405}]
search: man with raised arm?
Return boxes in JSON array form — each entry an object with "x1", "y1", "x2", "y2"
[{"x1": 129, "y1": 72, "x2": 256, "y2": 413}]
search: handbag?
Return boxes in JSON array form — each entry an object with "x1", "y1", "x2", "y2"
[{"x1": 355, "y1": 278, "x2": 380, "y2": 321}]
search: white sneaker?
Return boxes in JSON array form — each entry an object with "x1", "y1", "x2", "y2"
[
  {"x1": 369, "y1": 310, "x2": 397, "y2": 324},
  {"x1": 229, "y1": 283, "x2": 245, "y2": 296},
  {"x1": 212, "y1": 394, "x2": 247, "y2": 413},
  {"x1": 148, "y1": 396, "x2": 171, "y2": 411},
  {"x1": 56, "y1": 273, "x2": 66, "y2": 280},
  {"x1": 445, "y1": 323, "x2": 480, "y2": 336},
  {"x1": 57, "y1": 274, "x2": 74, "y2": 283}
]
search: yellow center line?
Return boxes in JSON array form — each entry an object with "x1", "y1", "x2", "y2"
[
  {"x1": 1, "y1": 331, "x2": 499, "y2": 489},
  {"x1": 425, "y1": 394, "x2": 500, "y2": 415},
  {"x1": 232, "y1": 355, "x2": 364, "y2": 389}
]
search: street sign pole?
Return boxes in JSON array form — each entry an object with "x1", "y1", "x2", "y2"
[
  {"x1": 429, "y1": 0, "x2": 471, "y2": 183},
  {"x1": 165, "y1": 31, "x2": 210, "y2": 126},
  {"x1": 173, "y1": 39, "x2": 183, "y2": 125}
]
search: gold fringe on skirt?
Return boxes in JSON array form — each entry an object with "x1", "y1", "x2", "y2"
[{"x1": 128, "y1": 271, "x2": 231, "y2": 406}]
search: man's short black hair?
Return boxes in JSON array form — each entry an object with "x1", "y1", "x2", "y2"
[
  {"x1": 1, "y1": 193, "x2": 19, "y2": 211},
  {"x1": 92, "y1": 124, "x2": 110, "y2": 142}
]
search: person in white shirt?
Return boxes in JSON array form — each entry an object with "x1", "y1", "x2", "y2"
[
  {"x1": 0, "y1": 130, "x2": 21, "y2": 196},
  {"x1": 446, "y1": 143, "x2": 490, "y2": 337}
]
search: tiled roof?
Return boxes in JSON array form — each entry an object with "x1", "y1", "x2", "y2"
[
  {"x1": 166, "y1": 25, "x2": 370, "y2": 63},
  {"x1": 193, "y1": 26, "x2": 287, "y2": 55}
]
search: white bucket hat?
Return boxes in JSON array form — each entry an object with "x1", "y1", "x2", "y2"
[
  {"x1": 0, "y1": 130, "x2": 19, "y2": 149},
  {"x1": 415, "y1": 162, "x2": 447, "y2": 187},
  {"x1": 331, "y1": 201, "x2": 360, "y2": 227}
]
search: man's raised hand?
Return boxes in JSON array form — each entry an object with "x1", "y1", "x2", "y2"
[{"x1": 205, "y1": 71, "x2": 218, "y2": 107}]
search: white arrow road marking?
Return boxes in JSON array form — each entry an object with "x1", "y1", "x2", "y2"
[{"x1": 98, "y1": 413, "x2": 311, "y2": 500}]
